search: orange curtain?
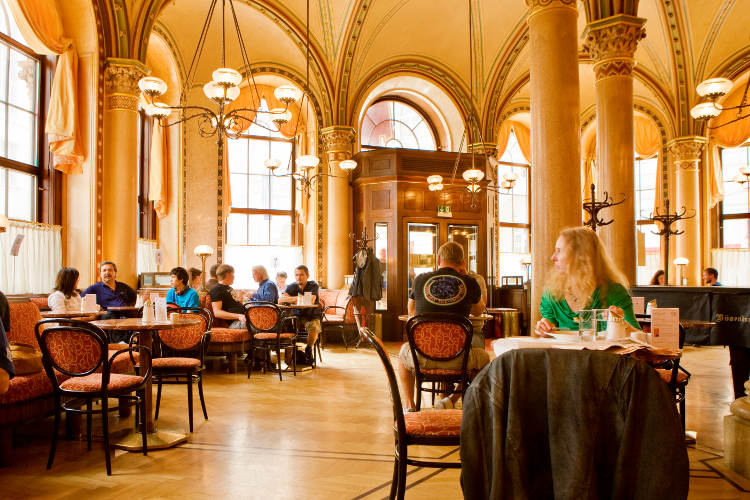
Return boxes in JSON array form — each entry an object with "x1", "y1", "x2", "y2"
[
  {"x1": 7, "y1": 0, "x2": 83, "y2": 174},
  {"x1": 705, "y1": 84, "x2": 750, "y2": 207},
  {"x1": 495, "y1": 121, "x2": 512, "y2": 157},
  {"x1": 148, "y1": 120, "x2": 168, "y2": 217},
  {"x1": 632, "y1": 116, "x2": 663, "y2": 213},
  {"x1": 495, "y1": 120, "x2": 530, "y2": 163},
  {"x1": 581, "y1": 136, "x2": 597, "y2": 204},
  {"x1": 226, "y1": 84, "x2": 305, "y2": 139}
]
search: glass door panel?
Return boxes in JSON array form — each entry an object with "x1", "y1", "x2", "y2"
[
  {"x1": 374, "y1": 222, "x2": 388, "y2": 310},
  {"x1": 448, "y1": 224, "x2": 479, "y2": 272},
  {"x1": 407, "y1": 222, "x2": 438, "y2": 297}
]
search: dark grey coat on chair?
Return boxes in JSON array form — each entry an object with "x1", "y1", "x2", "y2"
[{"x1": 460, "y1": 348, "x2": 689, "y2": 500}]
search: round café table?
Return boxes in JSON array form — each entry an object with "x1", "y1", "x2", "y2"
[
  {"x1": 397, "y1": 314, "x2": 492, "y2": 322},
  {"x1": 90, "y1": 317, "x2": 200, "y2": 451},
  {"x1": 40, "y1": 310, "x2": 105, "y2": 319}
]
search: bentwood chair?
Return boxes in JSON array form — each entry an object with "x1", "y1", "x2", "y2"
[
  {"x1": 35, "y1": 319, "x2": 151, "y2": 476},
  {"x1": 323, "y1": 296, "x2": 364, "y2": 350},
  {"x1": 360, "y1": 327, "x2": 462, "y2": 500},
  {"x1": 152, "y1": 307, "x2": 212, "y2": 432},
  {"x1": 245, "y1": 302, "x2": 296, "y2": 380},
  {"x1": 405, "y1": 313, "x2": 473, "y2": 411},
  {"x1": 653, "y1": 324, "x2": 691, "y2": 431}
]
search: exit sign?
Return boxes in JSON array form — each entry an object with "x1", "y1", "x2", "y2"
[{"x1": 437, "y1": 205, "x2": 452, "y2": 218}]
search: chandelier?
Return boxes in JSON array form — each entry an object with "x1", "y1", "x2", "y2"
[
  {"x1": 424, "y1": 0, "x2": 516, "y2": 205},
  {"x1": 690, "y1": 77, "x2": 750, "y2": 129},
  {"x1": 264, "y1": 0, "x2": 356, "y2": 198}
]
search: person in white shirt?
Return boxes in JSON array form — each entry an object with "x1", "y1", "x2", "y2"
[{"x1": 48, "y1": 267, "x2": 82, "y2": 313}]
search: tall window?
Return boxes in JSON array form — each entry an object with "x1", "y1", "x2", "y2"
[
  {"x1": 497, "y1": 130, "x2": 530, "y2": 279},
  {"x1": 0, "y1": 3, "x2": 41, "y2": 222},
  {"x1": 634, "y1": 154, "x2": 661, "y2": 284},
  {"x1": 720, "y1": 143, "x2": 750, "y2": 248},
  {"x1": 360, "y1": 99, "x2": 437, "y2": 150},
  {"x1": 226, "y1": 99, "x2": 300, "y2": 288}
]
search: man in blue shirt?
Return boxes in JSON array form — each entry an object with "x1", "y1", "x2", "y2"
[
  {"x1": 80, "y1": 261, "x2": 137, "y2": 316},
  {"x1": 249, "y1": 265, "x2": 278, "y2": 304},
  {"x1": 0, "y1": 291, "x2": 14, "y2": 395},
  {"x1": 166, "y1": 266, "x2": 200, "y2": 308}
]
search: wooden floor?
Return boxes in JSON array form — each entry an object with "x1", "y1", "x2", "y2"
[{"x1": 0, "y1": 343, "x2": 749, "y2": 499}]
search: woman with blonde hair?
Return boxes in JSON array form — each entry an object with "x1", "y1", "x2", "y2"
[{"x1": 535, "y1": 227, "x2": 640, "y2": 335}]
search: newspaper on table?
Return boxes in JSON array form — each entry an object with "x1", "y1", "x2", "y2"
[{"x1": 492, "y1": 336, "x2": 679, "y2": 363}]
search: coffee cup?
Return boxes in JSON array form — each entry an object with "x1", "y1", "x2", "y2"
[{"x1": 170, "y1": 312, "x2": 179, "y2": 323}]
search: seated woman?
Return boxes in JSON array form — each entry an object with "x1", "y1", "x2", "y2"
[
  {"x1": 650, "y1": 269, "x2": 665, "y2": 286},
  {"x1": 48, "y1": 267, "x2": 82, "y2": 313},
  {"x1": 188, "y1": 267, "x2": 202, "y2": 290},
  {"x1": 535, "y1": 227, "x2": 640, "y2": 336}
]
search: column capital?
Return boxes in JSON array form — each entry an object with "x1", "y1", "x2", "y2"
[
  {"x1": 321, "y1": 126, "x2": 356, "y2": 162},
  {"x1": 104, "y1": 58, "x2": 147, "y2": 111},
  {"x1": 667, "y1": 136, "x2": 708, "y2": 169},
  {"x1": 583, "y1": 15, "x2": 646, "y2": 80},
  {"x1": 526, "y1": 0, "x2": 577, "y2": 17}
]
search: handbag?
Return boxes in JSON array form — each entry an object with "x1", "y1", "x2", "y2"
[{"x1": 9, "y1": 342, "x2": 44, "y2": 376}]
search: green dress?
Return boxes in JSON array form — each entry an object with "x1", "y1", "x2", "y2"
[{"x1": 539, "y1": 282, "x2": 640, "y2": 330}]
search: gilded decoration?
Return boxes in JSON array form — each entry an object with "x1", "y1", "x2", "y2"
[
  {"x1": 667, "y1": 136, "x2": 707, "y2": 170},
  {"x1": 525, "y1": 0, "x2": 577, "y2": 17},
  {"x1": 104, "y1": 60, "x2": 145, "y2": 111},
  {"x1": 583, "y1": 16, "x2": 646, "y2": 80},
  {"x1": 321, "y1": 126, "x2": 355, "y2": 161}
]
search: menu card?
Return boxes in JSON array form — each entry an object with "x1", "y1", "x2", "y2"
[
  {"x1": 650, "y1": 308, "x2": 680, "y2": 350},
  {"x1": 631, "y1": 296, "x2": 645, "y2": 315},
  {"x1": 82, "y1": 294, "x2": 98, "y2": 313}
]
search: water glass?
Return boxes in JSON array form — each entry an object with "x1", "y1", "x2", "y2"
[{"x1": 578, "y1": 309, "x2": 609, "y2": 341}]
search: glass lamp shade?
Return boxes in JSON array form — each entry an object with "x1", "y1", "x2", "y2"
[
  {"x1": 690, "y1": 102, "x2": 721, "y2": 120},
  {"x1": 264, "y1": 158, "x2": 282, "y2": 170},
  {"x1": 503, "y1": 170, "x2": 519, "y2": 182},
  {"x1": 193, "y1": 244, "x2": 214, "y2": 257},
  {"x1": 733, "y1": 173, "x2": 749, "y2": 184},
  {"x1": 147, "y1": 102, "x2": 172, "y2": 119},
  {"x1": 467, "y1": 183, "x2": 482, "y2": 193},
  {"x1": 339, "y1": 159, "x2": 357, "y2": 171},
  {"x1": 274, "y1": 85, "x2": 303, "y2": 104},
  {"x1": 428, "y1": 183, "x2": 443, "y2": 191},
  {"x1": 271, "y1": 108, "x2": 292, "y2": 125},
  {"x1": 462, "y1": 168, "x2": 485, "y2": 183},
  {"x1": 212, "y1": 68, "x2": 242, "y2": 87},
  {"x1": 696, "y1": 78, "x2": 733, "y2": 99},
  {"x1": 138, "y1": 76, "x2": 167, "y2": 97},
  {"x1": 203, "y1": 81, "x2": 240, "y2": 103},
  {"x1": 500, "y1": 179, "x2": 514, "y2": 190},
  {"x1": 426, "y1": 175, "x2": 443, "y2": 185},
  {"x1": 296, "y1": 155, "x2": 320, "y2": 170},
  {"x1": 673, "y1": 257, "x2": 689, "y2": 266}
]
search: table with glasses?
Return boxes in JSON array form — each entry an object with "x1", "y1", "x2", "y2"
[
  {"x1": 90, "y1": 317, "x2": 200, "y2": 451},
  {"x1": 40, "y1": 310, "x2": 106, "y2": 319}
]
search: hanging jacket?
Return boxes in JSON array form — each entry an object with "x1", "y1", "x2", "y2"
[{"x1": 349, "y1": 248, "x2": 383, "y2": 301}]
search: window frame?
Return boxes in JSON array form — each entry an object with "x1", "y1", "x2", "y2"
[
  {"x1": 227, "y1": 132, "x2": 298, "y2": 246},
  {"x1": 496, "y1": 156, "x2": 531, "y2": 276},
  {"x1": 718, "y1": 143, "x2": 750, "y2": 249},
  {"x1": 360, "y1": 96, "x2": 440, "y2": 151},
  {"x1": 136, "y1": 110, "x2": 157, "y2": 240}
]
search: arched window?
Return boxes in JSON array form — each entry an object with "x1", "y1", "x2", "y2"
[
  {"x1": 497, "y1": 129, "x2": 530, "y2": 279},
  {"x1": 360, "y1": 99, "x2": 437, "y2": 150},
  {"x1": 634, "y1": 154, "x2": 661, "y2": 284},
  {"x1": 0, "y1": 1, "x2": 42, "y2": 222}
]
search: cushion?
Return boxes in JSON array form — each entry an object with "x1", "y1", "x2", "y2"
[
  {"x1": 60, "y1": 373, "x2": 143, "y2": 393},
  {"x1": 29, "y1": 296, "x2": 50, "y2": 311},
  {"x1": 323, "y1": 313, "x2": 344, "y2": 323},
  {"x1": 44, "y1": 329, "x2": 102, "y2": 374},
  {"x1": 254, "y1": 332, "x2": 295, "y2": 340},
  {"x1": 656, "y1": 368, "x2": 689, "y2": 385},
  {"x1": 152, "y1": 357, "x2": 201, "y2": 369},
  {"x1": 247, "y1": 306, "x2": 279, "y2": 331},
  {"x1": 210, "y1": 328, "x2": 250, "y2": 343},
  {"x1": 8, "y1": 301, "x2": 42, "y2": 347},
  {"x1": 402, "y1": 409, "x2": 462, "y2": 437},
  {"x1": 0, "y1": 371, "x2": 54, "y2": 405},
  {"x1": 109, "y1": 350, "x2": 138, "y2": 374},
  {"x1": 412, "y1": 322, "x2": 466, "y2": 359}
]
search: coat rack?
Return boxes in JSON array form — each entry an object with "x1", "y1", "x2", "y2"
[
  {"x1": 650, "y1": 198, "x2": 695, "y2": 284},
  {"x1": 582, "y1": 184, "x2": 626, "y2": 232},
  {"x1": 349, "y1": 227, "x2": 378, "y2": 253}
]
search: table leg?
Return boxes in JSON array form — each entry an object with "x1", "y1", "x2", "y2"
[{"x1": 113, "y1": 329, "x2": 186, "y2": 451}]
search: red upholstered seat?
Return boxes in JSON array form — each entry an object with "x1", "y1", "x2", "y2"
[
  {"x1": 402, "y1": 409, "x2": 462, "y2": 437},
  {"x1": 59, "y1": 373, "x2": 143, "y2": 392},
  {"x1": 656, "y1": 368, "x2": 689, "y2": 384},
  {"x1": 210, "y1": 327, "x2": 250, "y2": 343},
  {"x1": 29, "y1": 296, "x2": 50, "y2": 311},
  {"x1": 152, "y1": 357, "x2": 201, "y2": 369},
  {"x1": 0, "y1": 371, "x2": 54, "y2": 404},
  {"x1": 254, "y1": 332, "x2": 295, "y2": 340},
  {"x1": 9, "y1": 301, "x2": 43, "y2": 346},
  {"x1": 109, "y1": 350, "x2": 138, "y2": 373}
]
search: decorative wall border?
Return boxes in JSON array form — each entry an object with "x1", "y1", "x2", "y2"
[{"x1": 93, "y1": 0, "x2": 106, "y2": 271}]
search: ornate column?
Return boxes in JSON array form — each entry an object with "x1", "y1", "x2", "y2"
[
  {"x1": 668, "y1": 136, "x2": 707, "y2": 285},
  {"x1": 103, "y1": 59, "x2": 145, "y2": 288},
  {"x1": 725, "y1": 379, "x2": 750, "y2": 479},
  {"x1": 527, "y1": 0, "x2": 581, "y2": 325},
  {"x1": 321, "y1": 126, "x2": 355, "y2": 289},
  {"x1": 583, "y1": 15, "x2": 646, "y2": 284}
]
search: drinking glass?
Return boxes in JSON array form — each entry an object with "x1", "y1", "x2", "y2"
[{"x1": 578, "y1": 309, "x2": 609, "y2": 341}]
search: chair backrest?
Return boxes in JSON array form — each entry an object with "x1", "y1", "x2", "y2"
[
  {"x1": 344, "y1": 296, "x2": 367, "y2": 326},
  {"x1": 244, "y1": 302, "x2": 282, "y2": 333},
  {"x1": 9, "y1": 300, "x2": 43, "y2": 346},
  {"x1": 35, "y1": 319, "x2": 107, "y2": 379},
  {"x1": 405, "y1": 313, "x2": 473, "y2": 363},
  {"x1": 360, "y1": 327, "x2": 407, "y2": 438},
  {"x1": 157, "y1": 307, "x2": 212, "y2": 355}
]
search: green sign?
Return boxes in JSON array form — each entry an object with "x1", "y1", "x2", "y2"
[{"x1": 437, "y1": 205, "x2": 452, "y2": 218}]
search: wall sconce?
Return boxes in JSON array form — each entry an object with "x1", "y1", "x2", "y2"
[
  {"x1": 673, "y1": 257, "x2": 689, "y2": 286},
  {"x1": 194, "y1": 244, "x2": 214, "y2": 293}
]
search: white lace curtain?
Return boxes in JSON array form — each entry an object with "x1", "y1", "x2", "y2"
[
  {"x1": 137, "y1": 239, "x2": 158, "y2": 275},
  {"x1": 225, "y1": 245, "x2": 304, "y2": 289},
  {"x1": 711, "y1": 248, "x2": 750, "y2": 287},
  {"x1": 0, "y1": 220, "x2": 62, "y2": 293}
]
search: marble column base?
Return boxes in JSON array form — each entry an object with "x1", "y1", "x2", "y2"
[{"x1": 724, "y1": 392, "x2": 750, "y2": 479}]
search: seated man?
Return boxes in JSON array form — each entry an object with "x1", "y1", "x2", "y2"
[
  {"x1": 702, "y1": 267, "x2": 722, "y2": 286},
  {"x1": 249, "y1": 265, "x2": 278, "y2": 304},
  {"x1": 279, "y1": 265, "x2": 321, "y2": 364},
  {"x1": 206, "y1": 263, "x2": 220, "y2": 291},
  {"x1": 80, "y1": 261, "x2": 137, "y2": 318},
  {"x1": 398, "y1": 241, "x2": 489, "y2": 411},
  {"x1": 210, "y1": 264, "x2": 246, "y2": 328},
  {"x1": 0, "y1": 291, "x2": 14, "y2": 395},
  {"x1": 166, "y1": 266, "x2": 200, "y2": 309}
]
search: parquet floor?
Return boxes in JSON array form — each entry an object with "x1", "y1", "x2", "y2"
[{"x1": 0, "y1": 343, "x2": 748, "y2": 499}]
